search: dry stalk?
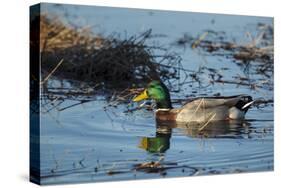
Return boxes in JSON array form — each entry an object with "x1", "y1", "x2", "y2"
[
  {"x1": 198, "y1": 113, "x2": 217, "y2": 131},
  {"x1": 40, "y1": 59, "x2": 64, "y2": 85}
]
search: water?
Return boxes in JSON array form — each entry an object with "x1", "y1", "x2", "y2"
[{"x1": 37, "y1": 3, "x2": 273, "y2": 185}]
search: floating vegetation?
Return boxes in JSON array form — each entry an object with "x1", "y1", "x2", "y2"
[
  {"x1": 105, "y1": 157, "x2": 198, "y2": 176},
  {"x1": 175, "y1": 24, "x2": 273, "y2": 65},
  {"x1": 133, "y1": 160, "x2": 198, "y2": 175},
  {"x1": 170, "y1": 23, "x2": 274, "y2": 110}
]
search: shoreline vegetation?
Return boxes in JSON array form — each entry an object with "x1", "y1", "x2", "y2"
[
  {"x1": 39, "y1": 14, "x2": 182, "y2": 88},
  {"x1": 31, "y1": 14, "x2": 273, "y2": 112}
]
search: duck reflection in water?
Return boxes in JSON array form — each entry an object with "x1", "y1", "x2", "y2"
[
  {"x1": 139, "y1": 120, "x2": 251, "y2": 153},
  {"x1": 139, "y1": 125, "x2": 172, "y2": 153}
]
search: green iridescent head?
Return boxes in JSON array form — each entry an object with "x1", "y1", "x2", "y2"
[{"x1": 133, "y1": 80, "x2": 172, "y2": 109}]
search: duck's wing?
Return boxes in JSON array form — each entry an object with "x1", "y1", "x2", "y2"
[{"x1": 182, "y1": 95, "x2": 252, "y2": 109}]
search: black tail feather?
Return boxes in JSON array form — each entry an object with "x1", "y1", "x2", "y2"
[{"x1": 235, "y1": 96, "x2": 253, "y2": 112}]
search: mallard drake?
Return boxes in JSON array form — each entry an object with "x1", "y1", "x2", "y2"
[{"x1": 133, "y1": 80, "x2": 254, "y2": 123}]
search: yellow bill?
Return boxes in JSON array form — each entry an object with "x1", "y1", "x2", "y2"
[
  {"x1": 138, "y1": 137, "x2": 148, "y2": 150},
  {"x1": 133, "y1": 89, "x2": 148, "y2": 102}
]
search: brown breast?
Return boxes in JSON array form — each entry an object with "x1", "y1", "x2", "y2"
[{"x1": 155, "y1": 109, "x2": 179, "y2": 121}]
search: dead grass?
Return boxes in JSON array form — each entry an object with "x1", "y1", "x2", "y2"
[{"x1": 37, "y1": 14, "x2": 182, "y2": 90}]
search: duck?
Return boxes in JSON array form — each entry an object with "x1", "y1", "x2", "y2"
[{"x1": 133, "y1": 80, "x2": 254, "y2": 123}]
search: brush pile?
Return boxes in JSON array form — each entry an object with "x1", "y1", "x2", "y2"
[
  {"x1": 39, "y1": 15, "x2": 182, "y2": 90},
  {"x1": 31, "y1": 14, "x2": 184, "y2": 112}
]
